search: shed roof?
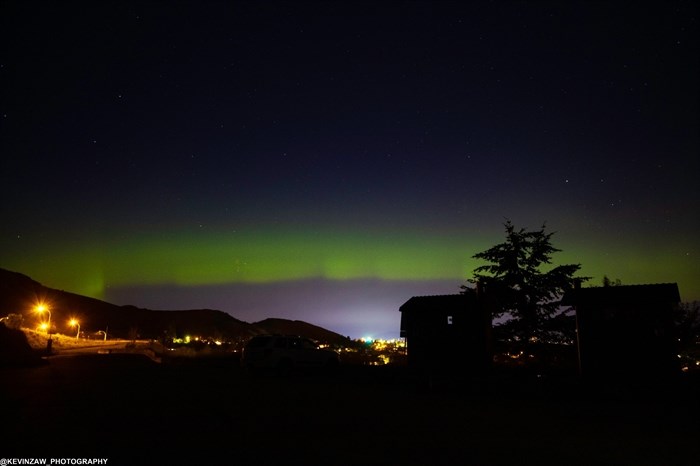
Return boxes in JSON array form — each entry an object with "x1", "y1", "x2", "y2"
[
  {"x1": 399, "y1": 293, "x2": 477, "y2": 312},
  {"x1": 561, "y1": 283, "x2": 680, "y2": 306}
]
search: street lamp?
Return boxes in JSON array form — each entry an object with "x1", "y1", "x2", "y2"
[
  {"x1": 35, "y1": 303, "x2": 53, "y2": 355},
  {"x1": 35, "y1": 303, "x2": 51, "y2": 333},
  {"x1": 69, "y1": 319, "x2": 80, "y2": 339},
  {"x1": 97, "y1": 330, "x2": 107, "y2": 341}
]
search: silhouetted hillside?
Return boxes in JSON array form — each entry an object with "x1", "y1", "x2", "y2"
[
  {"x1": 252, "y1": 317, "x2": 353, "y2": 346},
  {"x1": 0, "y1": 268, "x2": 349, "y2": 344},
  {"x1": 0, "y1": 268, "x2": 45, "y2": 310}
]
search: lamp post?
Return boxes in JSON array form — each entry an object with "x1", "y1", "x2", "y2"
[
  {"x1": 97, "y1": 330, "x2": 107, "y2": 341},
  {"x1": 35, "y1": 303, "x2": 52, "y2": 355},
  {"x1": 35, "y1": 304, "x2": 51, "y2": 333},
  {"x1": 69, "y1": 319, "x2": 80, "y2": 339}
]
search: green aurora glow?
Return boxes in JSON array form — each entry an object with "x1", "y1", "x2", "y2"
[{"x1": 4, "y1": 227, "x2": 698, "y2": 303}]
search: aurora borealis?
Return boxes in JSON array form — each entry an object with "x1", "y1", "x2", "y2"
[{"x1": 1, "y1": 1, "x2": 698, "y2": 338}]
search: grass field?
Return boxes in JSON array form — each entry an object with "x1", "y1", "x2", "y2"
[
  {"x1": 22, "y1": 328, "x2": 148, "y2": 350},
  {"x1": 2, "y1": 352, "x2": 698, "y2": 466}
]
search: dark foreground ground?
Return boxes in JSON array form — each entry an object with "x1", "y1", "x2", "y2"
[{"x1": 2, "y1": 354, "x2": 699, "y2": 466}]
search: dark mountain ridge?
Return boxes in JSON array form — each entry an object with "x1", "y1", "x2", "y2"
[{"x1": 0, "y1": 268, "x2": 351, "y2": 345}]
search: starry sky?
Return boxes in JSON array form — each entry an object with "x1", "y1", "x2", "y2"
[{"x1": 2, "y1": 1, "x2": 698, "y2": 338}]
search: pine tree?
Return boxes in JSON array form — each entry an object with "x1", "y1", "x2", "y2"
[{"x1": 464, "y1": 220, "x2": 588, "y2": 342}]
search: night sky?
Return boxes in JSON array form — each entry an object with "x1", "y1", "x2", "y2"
[{"x1": 2, "y1": 1, "x2": 698, "y2": 339}]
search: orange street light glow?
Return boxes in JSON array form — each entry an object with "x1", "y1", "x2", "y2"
[
  {"x1": 35, "y1": 303, "x2": 51, "y2": 321},
  {"x1": 69, "y1": 318, "x2": 81, "y2": 338}
]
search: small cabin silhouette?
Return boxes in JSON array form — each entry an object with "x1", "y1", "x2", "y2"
[
  {"x1": 562, "y1": 283, "x2": 680, "y2": 378},
  {"x1": 399, "y1": 289, "x2": 492, "y2": 376}
]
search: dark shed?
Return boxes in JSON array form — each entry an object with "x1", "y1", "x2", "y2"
[
  {"x1": 399, "y1": 291, "x2": 492, "y2": 375},
  {"x1": 562, "y1": 283, "x2": 681, "y2": 378}
]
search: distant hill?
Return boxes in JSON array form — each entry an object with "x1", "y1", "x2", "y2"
[
  {"x1": 253, "y1": 318, "x2": 353, "y2": 347},
  {"x1": 0, "y1": 268, "x2": 352, "y2": 345}
]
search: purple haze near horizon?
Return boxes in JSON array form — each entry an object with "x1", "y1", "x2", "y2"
[{"x1": 105, "y1": 278, "x2": 460, "y2": 340}]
